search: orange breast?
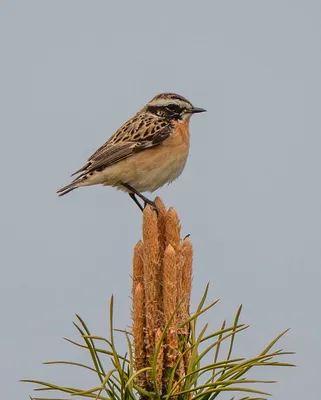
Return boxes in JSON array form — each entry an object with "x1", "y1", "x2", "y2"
[{"x1": 170, "y1": 119, "x2": 190, "y2": 147}]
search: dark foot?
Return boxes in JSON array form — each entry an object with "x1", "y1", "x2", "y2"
[
  {"x1": 123, "y1": 183, "x2": 158, "y2": 214},
  {"x1": 144, "y1": 199, "x2": 158, "y2": 214}
]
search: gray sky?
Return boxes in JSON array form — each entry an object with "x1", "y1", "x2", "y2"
[{"x1": 1, "y1": 1, "x2": 320, "y2": 399}]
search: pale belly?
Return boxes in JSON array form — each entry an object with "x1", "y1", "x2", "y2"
[
  {"x1": 122, "y1": 150, "x2": 188, "y2": 192},
  {"x1": 104, "y1": 142, "x2": 188, "y2": 192}
]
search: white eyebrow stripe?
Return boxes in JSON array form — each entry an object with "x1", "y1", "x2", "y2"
[{"x1": 148, "y1": 98, "x2": 192, "y2": 108}]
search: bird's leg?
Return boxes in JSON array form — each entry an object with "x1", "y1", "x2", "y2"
[
  {"x1": 122, "y1": 183, "x2": 157, "y2": 211},
  {"x1": 129, "y1": 193, "x2": 144, "y2": 212}
]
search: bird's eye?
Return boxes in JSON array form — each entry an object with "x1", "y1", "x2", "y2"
[{"x1": 165, "y1": 104, "x2": 181, "y2": 114}]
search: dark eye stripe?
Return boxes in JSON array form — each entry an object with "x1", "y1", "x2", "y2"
[
  {"x1": 147, "y1": 104, "x2": 183, "y2": 119},
  {"x1": 165, "y1": 104, "x2": 182, "y2": 114}
]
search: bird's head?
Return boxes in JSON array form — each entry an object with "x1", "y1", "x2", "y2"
[{"x1": 143, "y1": 92, "x2": 206, "y2": 122}]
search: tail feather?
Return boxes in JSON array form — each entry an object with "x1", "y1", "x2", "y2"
[
  {"x1": 57, "y1": 182, "x2": 78, "y2": 196},
  {"x1": 71, "y1": 162, "x2": 91, "y2": 177}
]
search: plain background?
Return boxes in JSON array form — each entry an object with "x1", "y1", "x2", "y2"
[{"x1": 1, "y1": 1, "x2": 320, "y2": 399}]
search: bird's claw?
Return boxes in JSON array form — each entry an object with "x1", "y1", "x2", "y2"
[{"x1": 144, "y1": 200, "x2": 158, "y2": 215}]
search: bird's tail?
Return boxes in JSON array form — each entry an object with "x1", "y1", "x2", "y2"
[{"x1": 57, "y1": 182, "x2": 78, "y2": 196}]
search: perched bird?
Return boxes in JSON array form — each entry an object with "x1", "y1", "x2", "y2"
[{"x1": 57, "y1": 92, "x2": 206, "y2": 211}]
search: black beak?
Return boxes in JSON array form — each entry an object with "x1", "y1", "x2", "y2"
[{"x1": 190, "y1": 107, "x2": 207, "y2": 114}]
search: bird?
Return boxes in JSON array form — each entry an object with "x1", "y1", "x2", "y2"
[{"x1": 57, "y1": 92, "x2": 206, "y2": 211}]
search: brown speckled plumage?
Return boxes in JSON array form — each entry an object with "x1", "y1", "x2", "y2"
[{"x1": 57, "y1": 92, "x2": 206, "y2": 210}]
